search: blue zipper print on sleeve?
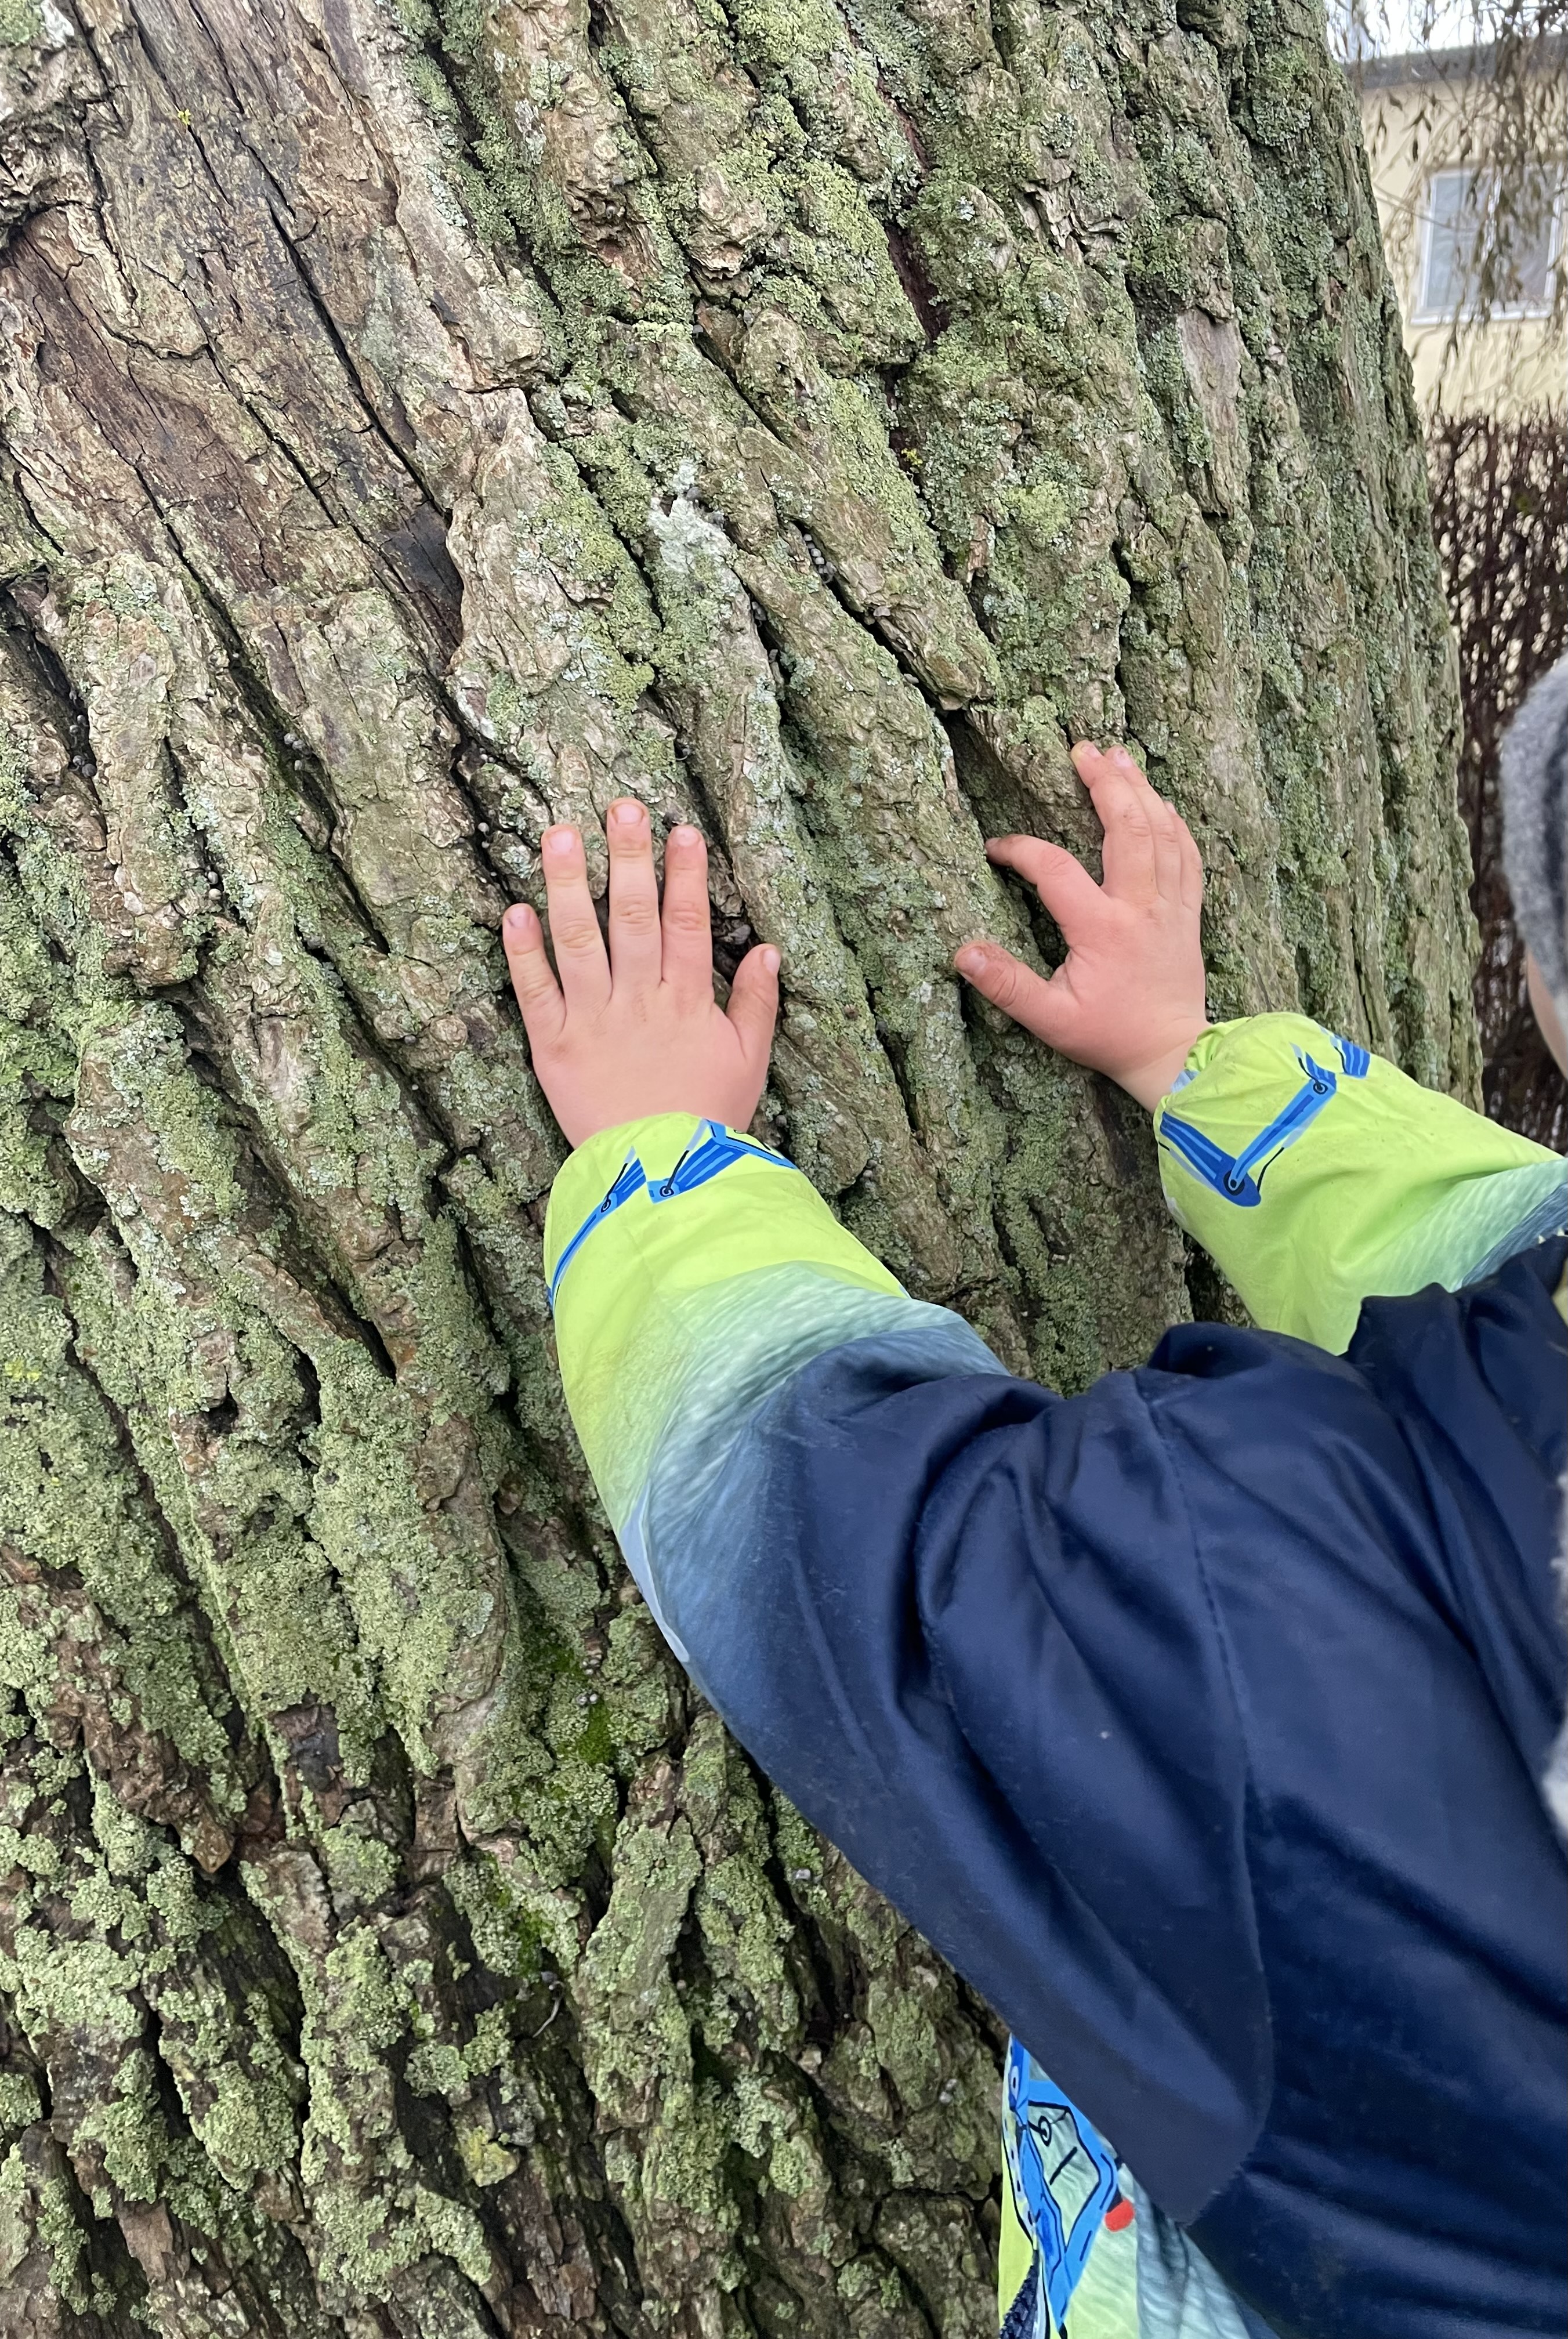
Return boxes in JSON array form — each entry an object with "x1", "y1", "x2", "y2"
[
  {"x1": 1157, "y1": 1033, "x2": 1369, "y2": 1207},
  {"x1": 548, "y1": 1121, "x2": 796, "y2": 1305}
]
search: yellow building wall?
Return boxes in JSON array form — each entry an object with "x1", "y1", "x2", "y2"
[{"x1": 1359, "y1": 64, "x2": 1565, "y2": 414}]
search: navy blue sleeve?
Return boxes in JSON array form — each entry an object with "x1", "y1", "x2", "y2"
[
  {"x1": 658, "y1": 1331, "x2": 1274, "y2": 2225},
  {"x1": 631, "y1": 1248, "x2": 1568, "y2": 2335}
]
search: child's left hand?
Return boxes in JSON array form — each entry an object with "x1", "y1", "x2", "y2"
[
  {"x1": 502, "y1": 801, "x2": 781, "y2": 1150},
  {"x1": 954, "y1": 743, "x2": 1208, "y2": 1112}
]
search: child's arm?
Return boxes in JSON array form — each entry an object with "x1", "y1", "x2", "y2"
[
  {"x1": 955, "y1": 748, "x2": 1564, "y2": 1351},
  {"x1": 501, "y1": 801, "x2": 1000, "y2": 1649},
  {"x1": 503, "y1": 803, "x2": 1270, "y2": 2218},
  {"x1": 1147, "y1": 1017, "x2": 1563, "y2": 1351}
]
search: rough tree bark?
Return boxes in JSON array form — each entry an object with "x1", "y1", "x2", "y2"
[{"x1": 0, "y1": 0, "x2": 1475, "y2": 2329}]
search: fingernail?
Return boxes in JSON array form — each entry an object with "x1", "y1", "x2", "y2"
[
  {"x1": 670, "y1": 824, "x2": 701, "y2": 848},
  {"x1": 955, "y1": 947, "x2": 987, "y2": 976},
  {"x1": 542, "y1": 825, "x2": 575, "y2": 855},
  {"x1": 760, "y1": 946, "x2": 780, "y2": 975},
  {"x1": 610, "y1": 798, "x2": 644, "y2": 827}
]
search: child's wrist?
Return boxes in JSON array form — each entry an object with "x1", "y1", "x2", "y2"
[{"x1": 1120, "y1": 1024, "x2": 1209, "y2": 1114}]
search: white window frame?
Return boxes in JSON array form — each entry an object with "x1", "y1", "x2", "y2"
[{"x1": 1414, "y1": 162, "x2": 1565, "y2": 323}]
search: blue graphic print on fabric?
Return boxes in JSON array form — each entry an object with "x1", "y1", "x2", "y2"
[
  {"x1": 1001, "y1": 2037, "x2": 1274, "y2": 2337},
  {"x1": 1005, "y1": 2040, "x2": 1121, "y2": 2327},
  {"x1": 548, "y1": 1120, "x2": 796, "y2": 1303},
  {"x1": 1158, "y1": 1035, "x2": 1370, "y2": 1205}
]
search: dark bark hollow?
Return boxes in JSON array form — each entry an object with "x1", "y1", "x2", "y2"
[{"x1": 0, "y1": 0, "x2": 1471, "y2": 2329}]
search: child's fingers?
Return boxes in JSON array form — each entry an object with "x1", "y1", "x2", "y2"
[
  {"x1": 1071, "y1": 743, "x2": 1158, "y2": 903},
  {"x1": 605, "y1": 798, "x2": 661, "y2": 986},
  {"x1": 660, "y1": 824, "x2": 714, "y2": 999},
  {"x1": 1139, "y1": 775, "x2": 1204, "y2": 910},
  {"x1": 725, "y1": 942, "x2": 781, "y2": 1074},
  {"x1": 502, "y1": 902, "x2": 567, "y2": 1048},
  {"x1": 541, "y1": 825, "x2": 611, "y2": 1013},
  {"x1": 985, "y1": 834, "x2": 1103, "y2": 943},
  {"x1": 1146, "y1": 790, "x2": 1193, "y2": 903},
  {"x1": 1075, "y1": 742, "x2": 1197, "y2": 904},
  {"x1": 954, "y1": 940, "x2": 1079, "y2": 1050}
]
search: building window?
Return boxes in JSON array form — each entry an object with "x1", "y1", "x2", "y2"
[{"x1": 1418, "y1": 165, "x2": 1563, "y2": 320}]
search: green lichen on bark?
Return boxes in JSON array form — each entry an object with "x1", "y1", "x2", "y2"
[
  {"x1": 0, "y1": 0, "x2": 41, "y2": 48},
  {"x1": 0, "y1": 0, "x2": 1469, "y2": 2327}
]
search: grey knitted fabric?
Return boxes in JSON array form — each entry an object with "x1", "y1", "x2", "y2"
[
  {"x1": 1499, "y1": 654, "x2": 1568, "y2": 1842},
  {"x1": 1500, "y1": 653, "x2": 1568, "y2": 1022}
]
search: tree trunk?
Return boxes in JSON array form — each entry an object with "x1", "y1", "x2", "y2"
[{"x1": 0, "y1": 0, "x2": 1474, "y2": 2329}]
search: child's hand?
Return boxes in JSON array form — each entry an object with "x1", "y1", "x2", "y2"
[
  {"x1": 502, "y1": 802, "x2": 780, "y2": 1150},
  {"x1": 955, "y1": 743, "x2": 1208, "y2": 1113}
]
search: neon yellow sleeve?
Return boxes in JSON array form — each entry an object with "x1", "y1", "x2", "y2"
[
  {"x1": 1154, "y1": 1015, "x2": 1565, "y2": 1351},
  {"x1": 544, "y1": 1113, "x2": 906, "y2": 1529}
]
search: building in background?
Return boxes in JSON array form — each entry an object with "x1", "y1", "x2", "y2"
[
  {"x1": 1352, "y1": 26, "x2": 1567, "y2": 1145},
  {"x1": 1357, "y1": 37, "x2": 1565, "y2": 411}
]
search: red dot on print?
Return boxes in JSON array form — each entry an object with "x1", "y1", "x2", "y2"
[{"x1": 1104, "y1": 2196, "x2": 1135, "y2": 2232}]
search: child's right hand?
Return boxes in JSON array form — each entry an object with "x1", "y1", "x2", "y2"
[
  {"x1": 954, "y1": 743, "x2": 1208, "y2": 1113},
  {"x1": 501, "y1": 804, "x2": 779, "y2": 1150}
]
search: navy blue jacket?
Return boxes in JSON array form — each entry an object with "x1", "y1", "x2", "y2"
[{"x1": 680, "y1": 1240, "x2": 1567, "y2": 2336}]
